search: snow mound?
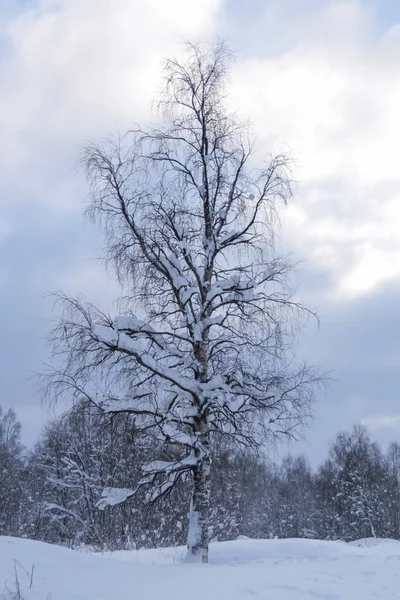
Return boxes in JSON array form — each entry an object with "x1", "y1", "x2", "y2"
[
  {"x1": 2, "y1": 535, "x2": 400, "y2": 599},
  {"x1": 349, "y1": 537, "x2": 400, "y2": 548},
  {"x1": 109, "y1": 538, "x2": 357, "y2": 566}
]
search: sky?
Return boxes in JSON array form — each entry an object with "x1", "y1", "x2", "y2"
[{"x1": 1, "y1": 0, "x2": 400, "y2": 466}]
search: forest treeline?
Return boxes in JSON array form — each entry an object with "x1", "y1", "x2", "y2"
[{"x1": 0, "y1": 404, "x2": 398, "y2": 550}]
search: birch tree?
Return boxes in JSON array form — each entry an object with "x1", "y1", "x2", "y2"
[{"x1": 49, "y1": 41, "x2": 319, "y2": 562}]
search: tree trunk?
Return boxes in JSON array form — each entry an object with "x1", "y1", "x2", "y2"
[
  {"x1": 368, "y1": 512, "x2": 376, "y2": 538},
  {"x1": 186, "y1": 456, "x2": 211, "y2": 563}
]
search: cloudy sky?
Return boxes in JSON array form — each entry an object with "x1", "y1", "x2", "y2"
[{"x1": 1, "y1": 0, "x2": 400, "y2": 465}]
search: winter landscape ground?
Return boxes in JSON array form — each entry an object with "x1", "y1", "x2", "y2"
[{"x1": 1, "y1": 536, "x2": 400, "y2": 599}]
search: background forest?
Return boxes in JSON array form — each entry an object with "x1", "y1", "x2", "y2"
[{"x1": 1, "y1": 404, "x2": 398, "y2": 550}]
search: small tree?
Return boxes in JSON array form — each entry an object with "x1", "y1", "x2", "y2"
[
  {"x1": 48, "y1": 41, "x2": 319, "y2": 562},
  {"x1": 0, "y1": 407, "x2": 24, "y2": 537},
  {"x1": 322, "y1": 423, "x2": 388, "y2": 541}
]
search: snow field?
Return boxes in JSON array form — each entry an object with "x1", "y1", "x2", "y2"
[{"x1": 1, "y1": 536, "x2": 400, "y2": 599}]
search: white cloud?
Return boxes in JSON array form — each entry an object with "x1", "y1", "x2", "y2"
[
  {"x1": 0, "y1": 0, "x2": 221, "y2": 209},
  {"x1": 362, "y1": 414, "x2": 400, "y2": 432},
  {"x1": 228, "y1": 0, "x2": 400, "y2": 297},
  {"x1": 3, "y1": 0, "x2": 398, "y2": 298}
]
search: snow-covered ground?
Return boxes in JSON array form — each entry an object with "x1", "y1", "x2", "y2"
[{"x1": 1, "y1": 535, "x2": 400, "y2": 599}]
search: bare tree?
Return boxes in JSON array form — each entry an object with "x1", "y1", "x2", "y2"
[
  {"x1": 0, "y1": 407, "x2": 23, "y2": 537},
  {"x1": 48, "y1": 40, "x2": 320, "y2": 562}
]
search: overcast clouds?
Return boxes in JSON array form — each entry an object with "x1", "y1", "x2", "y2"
[{"x1": 1, "y1": 0, "x2": 400, "y2": 465}]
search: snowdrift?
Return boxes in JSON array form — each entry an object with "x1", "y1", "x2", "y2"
[{"x1": 1, "y1": 535, "x2": 400, "y2": 599}]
